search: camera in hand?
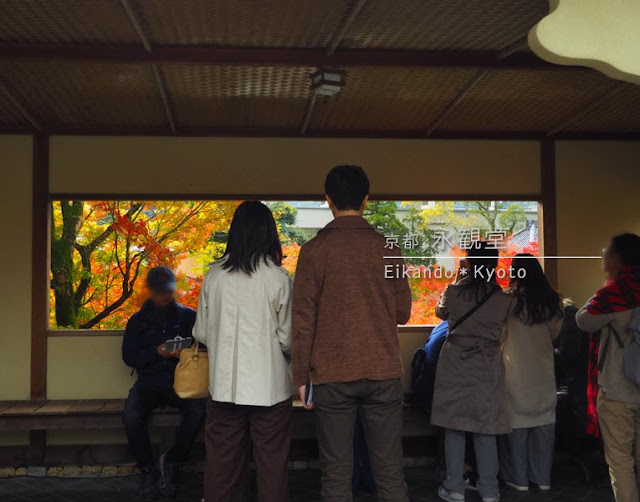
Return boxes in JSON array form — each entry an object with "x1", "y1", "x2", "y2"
[{"x1": 165, "y1": 335, "x2": 193, "y2": 352}]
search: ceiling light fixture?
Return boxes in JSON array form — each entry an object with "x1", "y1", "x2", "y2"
[{"x1": 310, "y1": 68, "x2": 346, "y2": 96}]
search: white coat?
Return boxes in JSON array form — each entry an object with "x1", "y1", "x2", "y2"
[
  {"x1": 502, "y1": 305, "x2": 563, "y2": 429},
  {"x1": 193, "y1": 257, "x2": 293, "y2": 407}
]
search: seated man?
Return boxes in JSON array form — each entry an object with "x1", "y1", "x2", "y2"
[{"x1": 122, "y1": 266, "x2": 205, "y2": 500}]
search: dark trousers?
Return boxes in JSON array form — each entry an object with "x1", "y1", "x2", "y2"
[
  {"x1": 314, "y1": 378, "x2": 408, "y2": 502},
  {"x1": 352, "y1": 413, "x2": 376, "y2": 491},
  {"x1": 123, "y1": 381, "x2": 206, "y2": 468},
  {"x1": 204, "y1": 398, "x2": 292, "y2": 502}
]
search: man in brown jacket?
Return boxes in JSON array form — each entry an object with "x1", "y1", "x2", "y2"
[{"x1": 292, "y1": 165, "x2": 412, "y2": 502}]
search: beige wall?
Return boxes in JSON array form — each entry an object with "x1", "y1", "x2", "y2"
[
  {"x1": 50, "y1": 136, "x2": 540, "y2": 196},
  {"x1": 0, "y1": 135, "x2": 32, "y2": 401},
  {"x1": 46, "y1": 330, "x2": 428, "y2": 401},
  {"x1": 45, "y1": 136, "x2": 541, "y2": 404},
  {"x1": 47, "y1": 336, "x2": 136, "y2": 400},
  {"x1": 556, "y1": 141, "x2": 640, "y2": 305}
]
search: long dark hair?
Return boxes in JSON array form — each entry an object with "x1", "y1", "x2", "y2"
[
  {"x1": 460, "y1": 241, "x2": 500, "y2": 302},
  {"x1": 221, "y1": 201, "x2": 282, "y2": 275},
  {"x1": 508, "y1": 253, "x2": 562, "y2": 324}
]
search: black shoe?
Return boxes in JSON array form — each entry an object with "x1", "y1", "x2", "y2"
[
  {"x1": 158, "y1": 452, "x2": 180, "y2": 498},
  {"x1": 140, "y1": 466, "x2": 159, "y2": 500},
  {"x1": 464, "y1": 471, "x2": 478, "y2": 491}
]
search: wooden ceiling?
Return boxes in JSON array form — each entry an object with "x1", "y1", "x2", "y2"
[{"x1": 0, "y1": 0, "x2": 639, "y2": 139}]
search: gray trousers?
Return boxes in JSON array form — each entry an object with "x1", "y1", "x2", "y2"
[
  {"x1": 498, "y1": 424, "x2": 555, "y2": 487},
  {"x1": 444, "y1": 429, "x2": 500, "y2": 499},
  {"x1": 313, "y1": 378, "x2": 408, "y2": 502}
]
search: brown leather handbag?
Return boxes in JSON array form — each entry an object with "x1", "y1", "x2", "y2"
[{"x1": 173, "y1": 342, "x2": 210, "y2": 399}]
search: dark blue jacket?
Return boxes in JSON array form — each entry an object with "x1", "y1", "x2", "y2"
[
  {"x1": 122, "y1": 300, "x2": 196, "y2": 387},
  {"x1": 422, "y1": 320, "x2": 449, "y2": 412}
]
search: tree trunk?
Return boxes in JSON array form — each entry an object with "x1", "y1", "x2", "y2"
[{"x1": 50, "y1": 201, "x2": 83, "y2": 328}]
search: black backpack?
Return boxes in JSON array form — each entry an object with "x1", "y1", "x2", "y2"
[{"x1": 409, "y1": 347, "x2": 430, "y2": 410}]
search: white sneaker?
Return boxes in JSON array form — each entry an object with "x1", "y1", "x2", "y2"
[
  {"x1": 438, "y1": 485, "x2": 465, "y2": 502},
  {"x1": 504, "y1": 480, "x2": 529, "y2": 492},
  {"x1": 537, "y1": 484, "x2": 551, "y2": 491},
  {"x1": 481, "y1": 497, "x2": 500, "y2": 502}
]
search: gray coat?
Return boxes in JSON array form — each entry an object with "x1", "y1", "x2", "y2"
[
  {"x1": 576, "y1": 307, "x2": 640, "y2": 404},
  {"x1": 431, "y1": 278, "x2": 514, "y2": 435}
]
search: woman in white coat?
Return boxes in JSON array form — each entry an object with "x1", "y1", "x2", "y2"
[
  {"x1": 500, "y1": 254, "x2": 564, "y2": 492},
  {"x1": 193, "y1": 201, "x2": 293, "y2": 502}
]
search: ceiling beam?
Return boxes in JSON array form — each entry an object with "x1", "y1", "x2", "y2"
[
  {"x1": 0, "y1": 125, "x2": 545, "y2": 139},
  {"x1": 151, "y1": 65, "x2": 177, "y2": 134},
  {"x1": 424, "y1": 35, "x2": 537, "y2": 136},
  {"x1": 326, "y1": 0, "x2": 369, "y2": 56},
  {"x1": 0, "y1": 81, "x2": 42, "y2": 131},
  {"x1": 425, "y1": 70, "x2": 489, "y2": 135},
  {"x1": 0, "y1": 44, "x2": 571, "y2": 69},
  {"x1": 1, "y1": 126, "x2": 638, "y2": 141},
  {"x1": 546, "y1": 82, "x2": 625, "y2": 136},
  {"x1": 119, "y1": 0, "x2": 152, "y2": 52},
  {"x1": 302, "y1": 0, "x2": 369, "y2": 135},
  {"x1": 497, "y1": 35, "x2": 529, "y2": 60},
  {"x1": 119, "y1": 1, "x2": 176, "y2": 134},
  {"x1": 300, "y1": 93, "x2": 318, "y2": 135}
]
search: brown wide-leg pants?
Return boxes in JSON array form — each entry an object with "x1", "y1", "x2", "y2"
[{"x1": 204, "y1": 398, "x2": 292, "y2": 502}]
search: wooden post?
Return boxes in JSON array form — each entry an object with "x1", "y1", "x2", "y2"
[
  {"x1": 540, "y1": 138, "x2": 558, "y2": 288},
  {"x1": 30, "y1": 134, "x2": 49, "y2": 400}
]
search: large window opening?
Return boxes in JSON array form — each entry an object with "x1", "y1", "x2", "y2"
[{"x1": 50, "y1": 199, "x2": 539, "y2": 330}]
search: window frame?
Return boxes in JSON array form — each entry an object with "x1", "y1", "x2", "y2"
[{"x1": 45, "y1": 192, "x2": 543, "y2": 336}]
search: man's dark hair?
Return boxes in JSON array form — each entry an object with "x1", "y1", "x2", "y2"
[
  {"x1": 610, "y1": 233, "x2": 640, "y2": 266},
  {"x1": 222, "y1": 201, "x2": 282, "y2": 275},
  {"x1": 324, "y1": 165, "x2": 370, "y2": 211}
]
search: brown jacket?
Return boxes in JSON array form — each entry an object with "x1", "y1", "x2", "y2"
[{"x1": 291, "y1": 215, "x2": 412, "y2": 387}]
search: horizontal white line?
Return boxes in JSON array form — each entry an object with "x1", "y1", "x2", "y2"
[{"x1": 383, "y1": 255, "x2": 601, "y2": 259}]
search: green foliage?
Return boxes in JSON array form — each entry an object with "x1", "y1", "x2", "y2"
[
  {"x1": 267, "y1": 201, "x2": 309, "y2": 245},
  {"x1": 499, "y1": 203, "x2": 527, "y2": 233},
  {"x1": 364, "y1": 201, "x2": 437, "y2": 266},
  {"x1": 364, "y1": 201, "x2": 406, "y2": 236},
  {"x1": 467, "y1": 201, "x2": 528, "y2": 234}
]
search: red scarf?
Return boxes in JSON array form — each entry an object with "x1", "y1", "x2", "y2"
[
  {"x1": 586, "y1": 333, "x2": 601, "y2": 437},
  {"x1": 586, "y1": 265, "x2": 640, "y2": 314}
]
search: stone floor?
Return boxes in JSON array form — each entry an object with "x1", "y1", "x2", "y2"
[{"x1": 0, "y1": 465, "x2": 614, "y2": 502}]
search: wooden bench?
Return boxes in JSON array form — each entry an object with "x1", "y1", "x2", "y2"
[
  {"x1": 0, "y1": 399, "x2": 188, "y2": 465},
  {"x1": 0, "y1": 399, "x2": 435, "y2": 465},
  {"x1": 0, "y1": 399, "x2": 431, "y2": 431},
  {"x1": 0, "y1": 400, "x2": 180, "y2": 431}
]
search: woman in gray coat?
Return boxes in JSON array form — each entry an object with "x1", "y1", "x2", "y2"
[{"x1": 432, "y1": 242, "x2": 513, "y2": 502}]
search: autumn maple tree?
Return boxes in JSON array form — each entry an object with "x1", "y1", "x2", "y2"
[
  {"x1": 50, "y1": 199, "x2": 538, "y2": 329},
  {"x1": 50, "y1": 200, "x2": 238, "y2": 329}
]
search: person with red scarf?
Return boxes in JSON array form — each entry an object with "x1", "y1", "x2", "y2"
[{"x1": 576, "y1": 233, "x2": 640, "y2": 502}]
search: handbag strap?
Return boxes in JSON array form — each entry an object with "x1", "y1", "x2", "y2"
[
  {"x1": 609, "y1": 323, "x2": 625, "y2": 348},
  {"x1": 449, "y1": 286, "x2": 499, "y2": 334},
  {"x1": 598, "y1": 323, "x2": 625, "y2": 372}
]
